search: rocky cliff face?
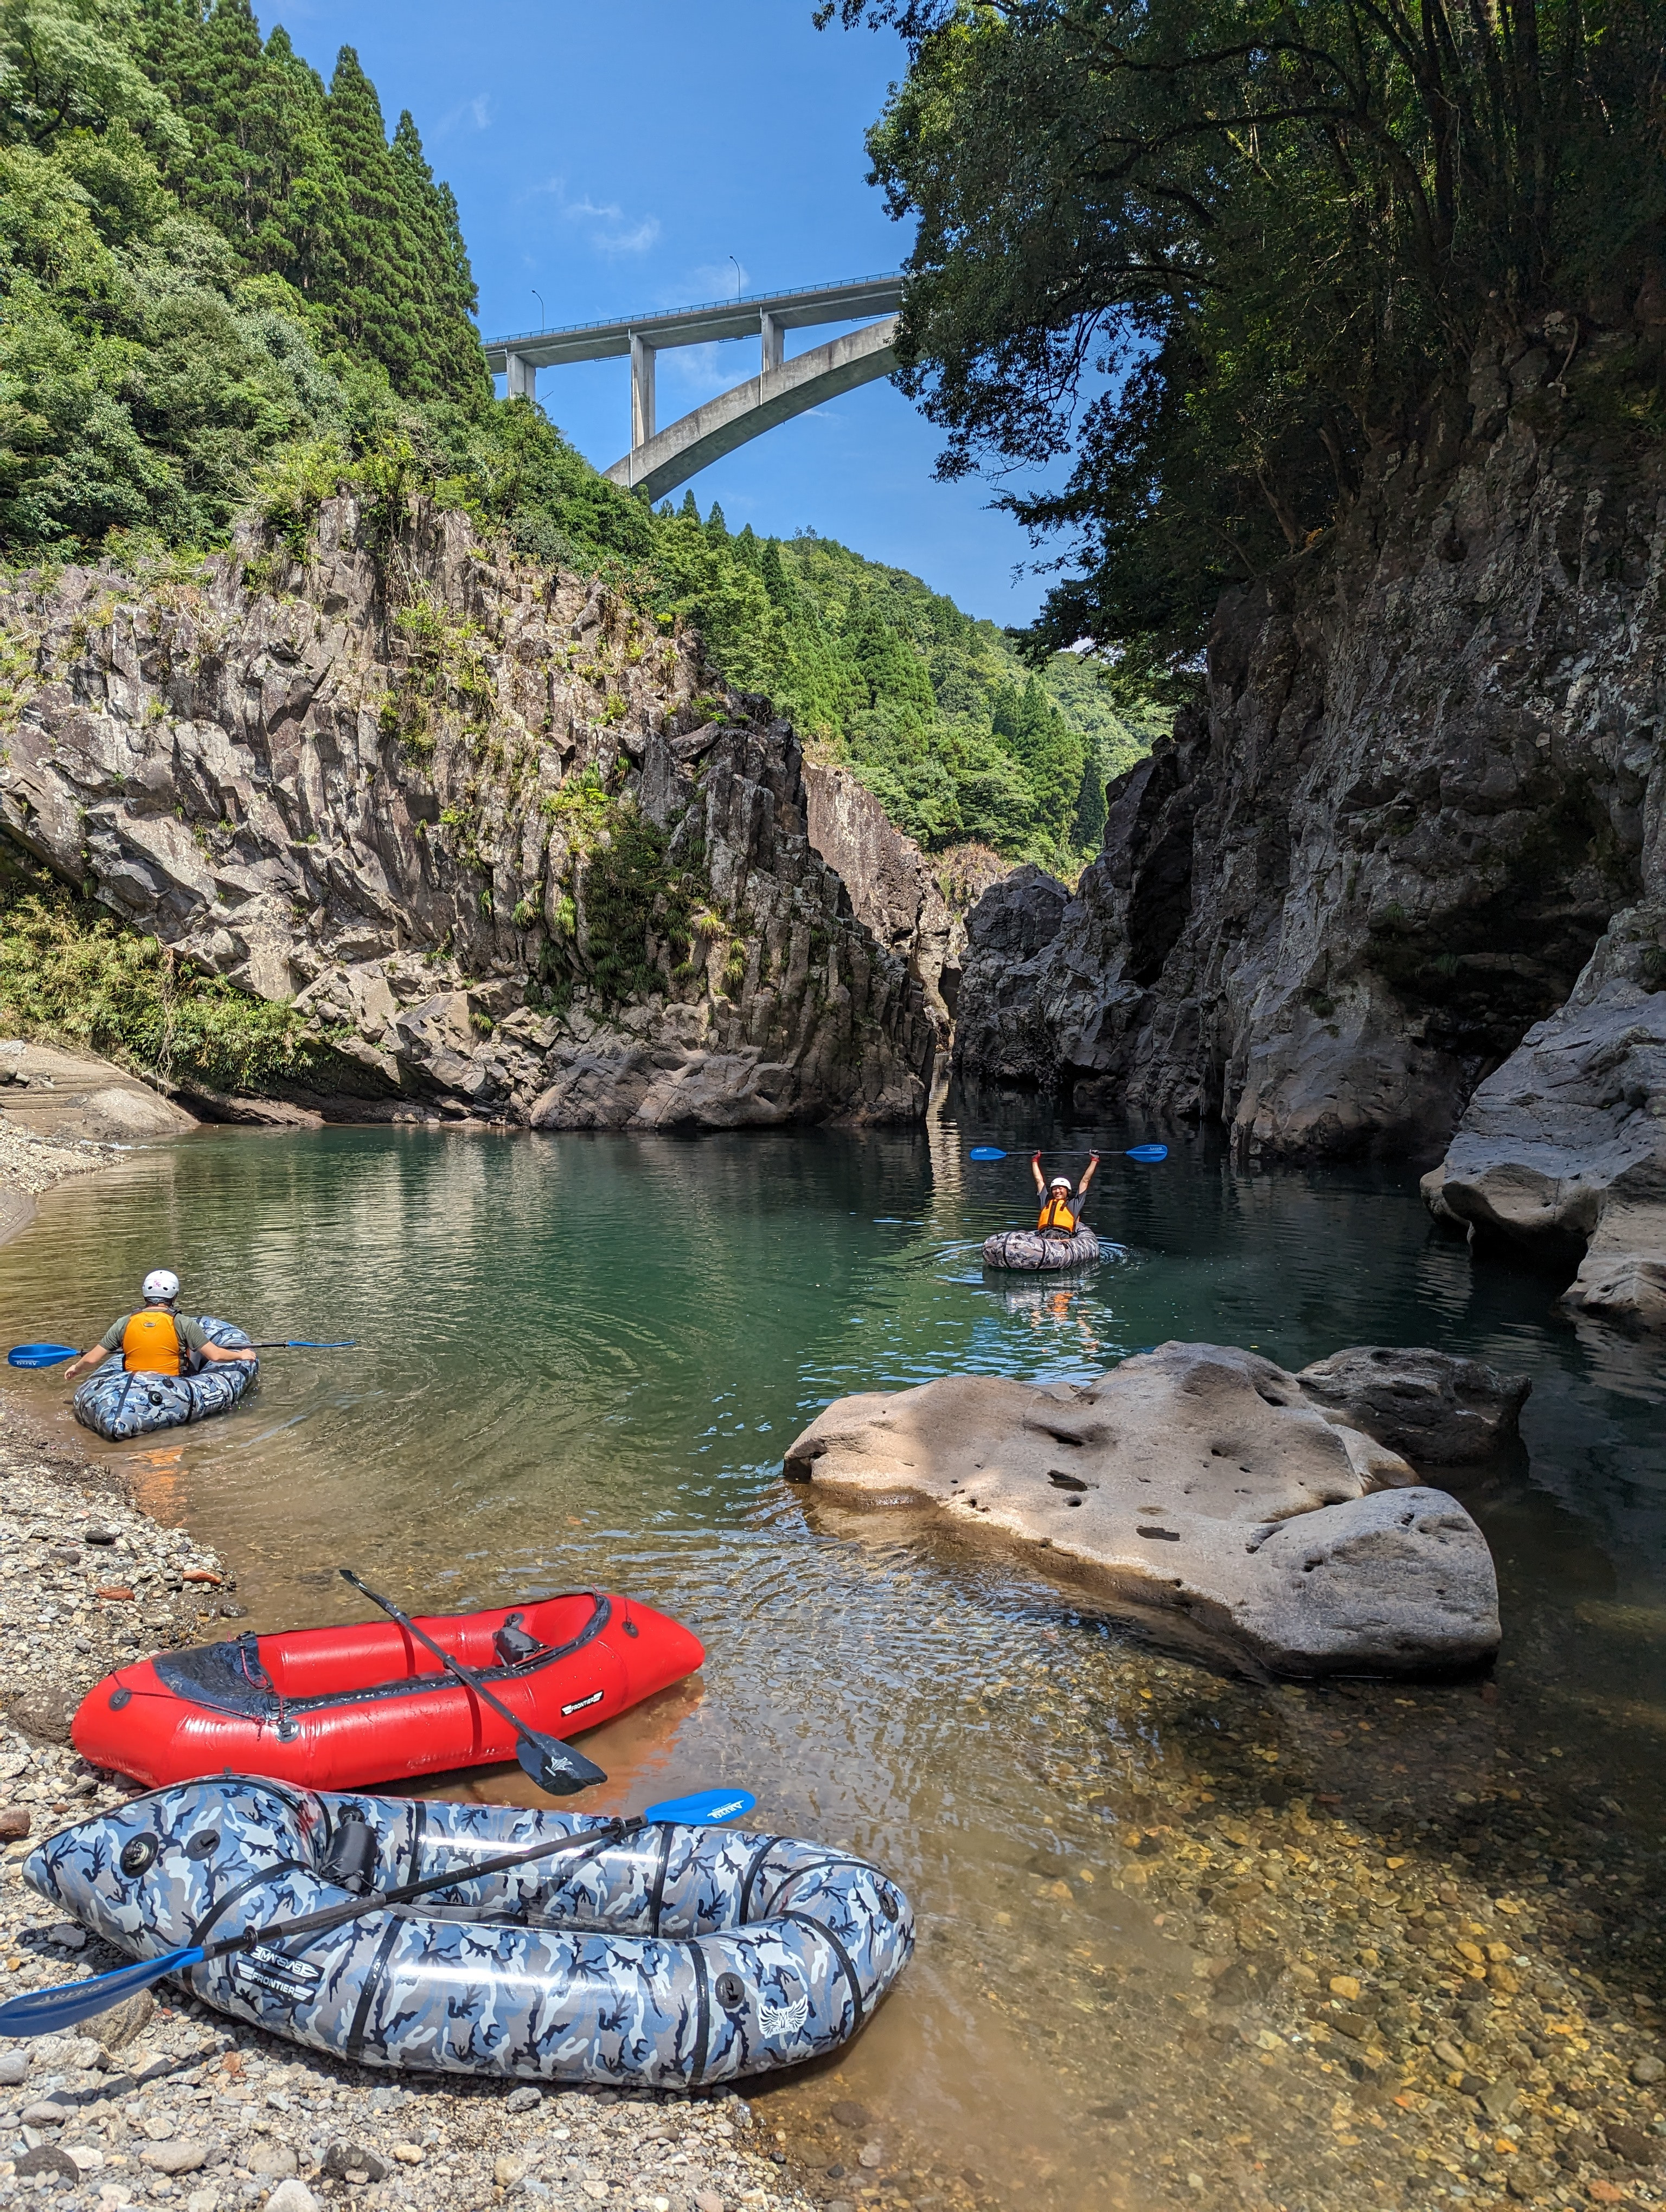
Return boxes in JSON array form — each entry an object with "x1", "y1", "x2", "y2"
[
  {"x1": 0, "y1": 499, "x2": 935, "y2": 1127},
  {"x1": 1422, "y1": 902, "x2": 1666, "y2": 1328},
  {"x1": 802, "y1": 763, "x2": 1007, "y2": 1047},
  {"x1": 955, "y1": 320, "x2": 1666, "y2": 1183}
]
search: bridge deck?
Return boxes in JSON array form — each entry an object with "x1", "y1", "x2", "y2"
[{"x1": 483, "y1": 274, "x2": 902, "y2": 370}]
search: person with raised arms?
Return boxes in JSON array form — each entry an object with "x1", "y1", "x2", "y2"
[{"x1": 1031, "y1": 1152, "x2": 1100, "y2": 1234}]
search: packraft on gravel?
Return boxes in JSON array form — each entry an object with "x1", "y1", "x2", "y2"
[
  {"x1": 26, "y1": 1776, "x2": 915, "y2": 2086},
  {"x1": 72, "y1": 1317, "x2": 255, "y2": 1440},
  {"x1": 72, "y1": 1591, "x2": 704, "y2": 1791}
]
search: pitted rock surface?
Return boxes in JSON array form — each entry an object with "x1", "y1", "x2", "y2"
[
  {"x1": 1296, "y1": 1346, "x2": 1531, "y2": 1464},
  {"x1": 953, "y1": 329, "x2": 1666, "y2": 1181},
  {"x1": 783, "y1": 1340, "x2": 1500, "y2": 1675},
  {"x1": 0, "y1": 498, "x2": 934, "y2": 1128}
]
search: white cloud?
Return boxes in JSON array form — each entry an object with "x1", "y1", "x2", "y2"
[
  {"x1": 662, "y1": 340, "x2": 756, "y2": 398},
  {"x1": 435, "y1": 92, "x2": 492, "y2": 136},
  {"x1": 535, "y1": 181, "x2": 662, "y2": 256},
  {"x1": 688, "y1": 260, "x2": 749, "y2": 302}
]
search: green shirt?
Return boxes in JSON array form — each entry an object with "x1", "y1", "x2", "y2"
[{"x1": 98, "y1": 1310, "x2": 209, "y2": 1355}]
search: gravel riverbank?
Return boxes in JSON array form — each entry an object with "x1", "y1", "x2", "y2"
[
  {"x1": 0, "y1": 1121, "x2": 123, "y2": 1246},
  {"x1": 0, "y1": 1405, "x2": 828, "y2": 2212}
]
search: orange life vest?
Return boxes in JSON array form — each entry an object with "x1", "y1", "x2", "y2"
[
  {"x1": 1037, "y1": 1191, "x2": 1078, "y2": 1234},
  {"x1": 122, "y1": 1309, "x2": 182, "y2": 1377}
]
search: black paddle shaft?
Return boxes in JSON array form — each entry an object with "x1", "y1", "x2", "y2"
[
  {"x1": 208, "y1": 1814, "x2": 642, "y2": 1961},
  {"x1": 337, "y1": 1569, "x2": 605, "y2": 1792}
]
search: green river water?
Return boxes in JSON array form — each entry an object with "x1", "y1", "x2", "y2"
[{"x1": 2, "y1": 1110, "x2": 1664, "y2": 2212}]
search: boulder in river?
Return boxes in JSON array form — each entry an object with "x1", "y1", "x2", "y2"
[
  {"x1": 1295, "y1": 1346, "x2": 1530, "y2": 1464},
  {"x1": 783, "y1": 1341, "x2": 1500, "y2": 1676}
]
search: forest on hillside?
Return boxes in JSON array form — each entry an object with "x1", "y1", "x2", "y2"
[{"x1": 0, "y1": 0, "x2": 1159, "y2": 877}]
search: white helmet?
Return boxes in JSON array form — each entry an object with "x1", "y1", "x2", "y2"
[
  {"x1": 1049, "y1": 1175, "x2": 1073, "y2": 1189},
  {"x1": 142, "y1": 1269, "x2": 180, "y2": 1302}
]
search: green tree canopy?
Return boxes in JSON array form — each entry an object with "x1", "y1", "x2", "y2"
[{"x1": 825, "y1": 0, "x2": 1666, "y2": 684}]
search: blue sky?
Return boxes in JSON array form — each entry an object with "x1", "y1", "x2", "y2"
[{"x1": 266, "y1": 0, "x2": 1061, "y2": 625}]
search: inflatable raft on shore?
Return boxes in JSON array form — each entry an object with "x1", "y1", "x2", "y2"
[
  {"x1": 982, "y1": 1224, "x2": 1102, "y2": 1271},
  {"x1": 73, "y1": 1591, "x2": 704, "y2": 1790},
  {"x1": 72, "y1": 1316, "x2": 255, "y2": 1441},
  {"x1": 27, "y1": 1776, "x2": 915, "y2": 2085}
]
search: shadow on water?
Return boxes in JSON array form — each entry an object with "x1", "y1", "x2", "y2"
[{"x1": 2, "y1": 1111, "x2": 1664, "y2": 2210}]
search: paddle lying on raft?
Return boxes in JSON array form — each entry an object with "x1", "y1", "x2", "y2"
[
  {"x1": 966, "y1": 1144, "x2": 1169, "y2": 1163},
  {"x1": 339, "y1": 1567, "x2": 608, "y2": 1796},
  {"x1": 8, "y1": 1338, "x2": 355, "y2": 1367},
  {"x1": 0, "y1": 1785, "x2": 758, "y2": 2039}
]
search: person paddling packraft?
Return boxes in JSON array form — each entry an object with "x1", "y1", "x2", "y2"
[
  {"x1": 60, "y1": 1271, "x2": 253, "y2": 1385},
  {"x1": 1030, "y1": 1153, "x2": 1100, "y2": 1234}
]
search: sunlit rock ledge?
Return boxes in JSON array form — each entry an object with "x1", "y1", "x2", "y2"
[{"x1": 783, "y1": 1341, "x2": 1505, "y2": 1679}]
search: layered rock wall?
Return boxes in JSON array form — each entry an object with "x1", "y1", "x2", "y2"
[
  {"x1": 802, "y1": 763, "x2": 1007, "y2": 1046},
  {"x1": 955, "y1": 320, "x2": 1666, "y2": 1176},
  {"x1": 0, "y1": 500, "x2": 935, "y2": 1127}
]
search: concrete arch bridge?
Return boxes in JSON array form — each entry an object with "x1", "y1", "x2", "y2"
[{"x1": 483, "y1": 275, "x2": 901, "y2": 504}]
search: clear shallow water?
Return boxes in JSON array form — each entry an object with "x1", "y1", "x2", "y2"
[{"x1": 3, "y1": 1110, "x2": 1665, "y2": 2210}]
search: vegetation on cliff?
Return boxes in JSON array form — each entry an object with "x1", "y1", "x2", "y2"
[
  {"x1": 646, "y1": 503, "x2": 1156, "y2": 865},
  {"x1": 0, "y1": 0, "x2": 1159, "y2": 880},
  {"x1": 0, "y1": 871, "x2": 334, "y2": 1092},
  {"x1": 825, "y1": 0, "x2": 1666, "y2": 692}
]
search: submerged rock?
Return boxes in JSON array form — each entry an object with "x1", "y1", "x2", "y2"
[
  {"x1": 783, "y1": 1340, "x2": 1500, "y2": 1676},
  {"x1": 1296, "y1": 1345, "x2": 1530, "y2": 1463},
  {"x1": 1424, "y1": 906, "x2": 1666, "y2": 1330}
]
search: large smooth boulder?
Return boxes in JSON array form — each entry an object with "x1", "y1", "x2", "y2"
[
  {"x1": 1424, "y1": 908, "x2": 1666, "y2": 1330},
  {"x1": 783, "y1": 1341, "x2": 1500, "y2": 1677},
  {"x1": 1296, "y1": 1346, "x2": 1530, "y2": 1464},
  {"x1": 0, "y1": 1040, "x2": 195, "y2": 1142}
]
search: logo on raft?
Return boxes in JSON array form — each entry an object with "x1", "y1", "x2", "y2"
[
  {"x1": 560, "y1": 1689, "x2": 605, "y2": 1717},
  {"x1": 758, "y1": 1992, "x2": 810, "y2": 2036},
  {"x1": 231, "y1": 1944, "x2": 324, "y2": 2001}
]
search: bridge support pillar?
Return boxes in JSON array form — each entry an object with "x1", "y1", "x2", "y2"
[
  {"x1": 504, "y1": 351, "x2": 536, "y2": 403},
  {"x1": 760, "y1": 311, "x2": 785, "y2": 376},
  {"x1": 630, "y1": 333, "x2": 656, "y2": 453}
]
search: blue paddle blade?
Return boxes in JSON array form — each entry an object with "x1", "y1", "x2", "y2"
[
  {"x1": 7, "y1": 1343, "x2": 78, "y2": 1368},
  {"x1": 643, "y1": 1787, "x2": 755, "y2": 1826},
  {"x1": 287, "y1": 1339, "x2": 355, "y2": 1349},
  {"x1": 1125, "y1": 1144, "x2": 1168, "y2": 1163},
  {"x1": 967, "y1": 1147, "x2": 1007, "y2": 1161},
  {"x1": 0, "y1": 1943, "x2": 204, "y2": 2037}
]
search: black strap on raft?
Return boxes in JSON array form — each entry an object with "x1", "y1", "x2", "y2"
[
  {"x1": 202, "y1": 1817, "x2": 647, "y2": 1963},
  {"x1": 317, "y1": 1813, "x2": 379, "y2": 1895}
]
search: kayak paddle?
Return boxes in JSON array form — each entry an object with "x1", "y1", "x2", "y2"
[
  {"x1": 0, "y1": 1784, "x2": 758, "y2": 2039},
  {"x1": 339, "y1": 1568, "x2": 606, "y2": 1796},
  {"x1": 7, "y1": 1339, "x2": 355, "y2": 1367},
  {"x1": 966, "y1": 1144, "x2": 1169, "y2": 1164}
]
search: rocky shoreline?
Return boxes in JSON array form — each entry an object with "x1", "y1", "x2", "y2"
[{"x1": 0, "y1": 1403, "x2": 835, "y2": 2212}]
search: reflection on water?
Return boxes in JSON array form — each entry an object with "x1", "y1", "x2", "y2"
[{"x1": 3, "y1": 1110, "x2": 1664, "y2": 2210}]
